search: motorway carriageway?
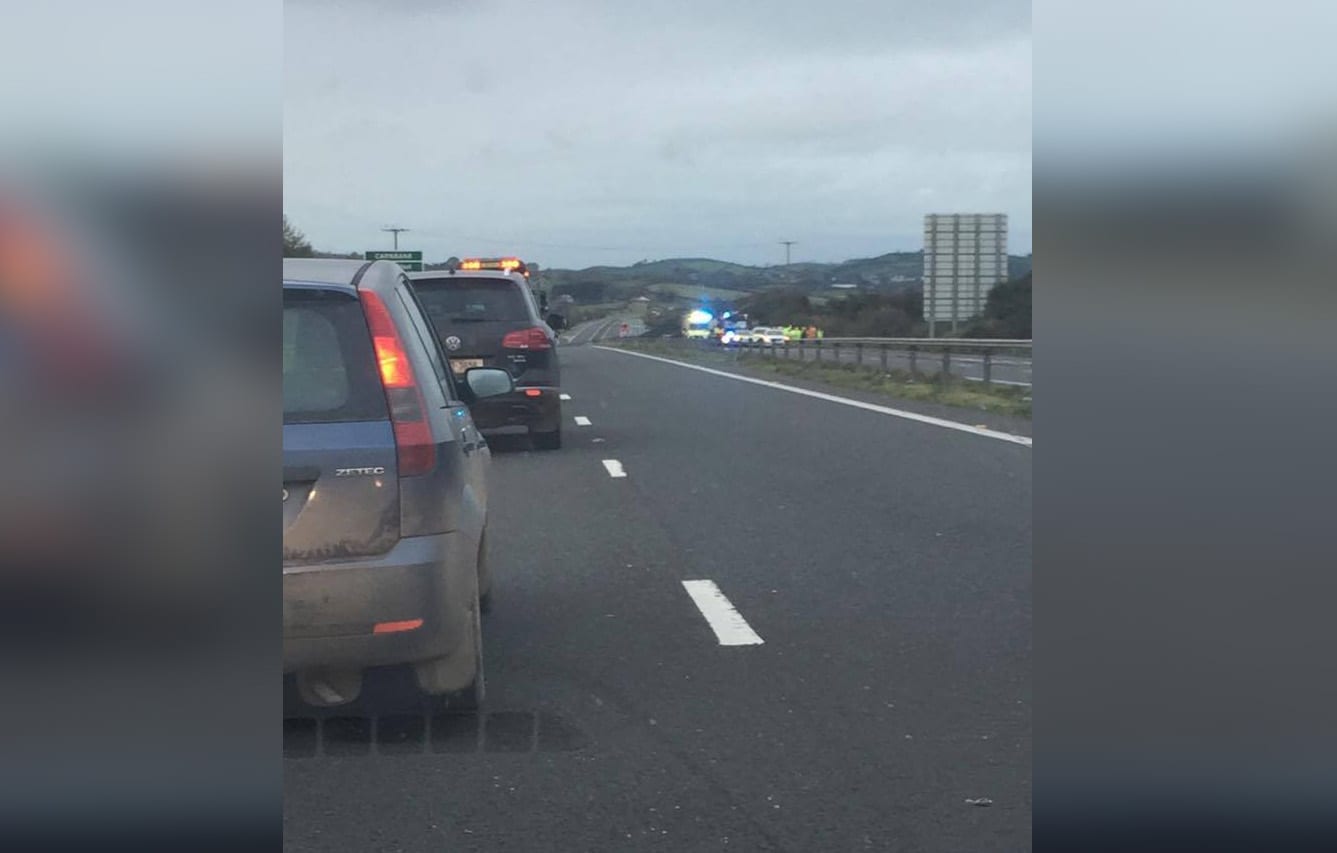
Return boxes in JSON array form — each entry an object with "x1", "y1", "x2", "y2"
[
  {"x1": 284, "y1": 340, "x2": 1032, "y2": 852},
  {"x1": 571, "y1": 320, "x2": 1033, "y2": 387},
  {"x1": 561, "y1": 316, "x2": 646, "y2": 346}
]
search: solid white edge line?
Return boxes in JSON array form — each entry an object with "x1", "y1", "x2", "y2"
[
  {"x1": 601, "y1": 459, "x2": 627, "y2": 478},
  {"x1": 681, "y1": 580, "x2": 764, "y2": 646},
  {"x1": 574, "y1": 416, "x2": 592, "y2": 426},
  {"x1": 592, "y1": 346, "x2": 1032, "y2": 447}
]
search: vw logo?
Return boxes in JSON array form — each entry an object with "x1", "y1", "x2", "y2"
[{"x1": 445, "y1": 336, "x2": 462, "y2": 351}]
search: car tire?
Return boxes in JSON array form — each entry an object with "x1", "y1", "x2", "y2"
[
  {"x1": 447, "y1": 599, "x2": 485, "y2": 711},
  {"x1": 477, "y1": 530, "x2": 493, "y2": 615},
  {"x1": 414, "y1": 594, "x2": 484, "y2": 711},
  {"x1": 533, "y1": 425, "x2": 562, "y2": 451}
]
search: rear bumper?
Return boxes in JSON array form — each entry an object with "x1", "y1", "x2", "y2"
[
  {"x1": 470, "y1": 386, "x2": 561, "y2": 433},
  {"x1": 282, "y1": 531, "x2": 471, "y2": 672}
]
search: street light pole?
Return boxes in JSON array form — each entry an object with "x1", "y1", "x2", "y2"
[{"x1": 382, "y1": 226, "x2": 410, "y2": 250}]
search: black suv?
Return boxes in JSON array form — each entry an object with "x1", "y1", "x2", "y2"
[{"x1": 408, "y1": 269, "x2": 564, "y2": 449}]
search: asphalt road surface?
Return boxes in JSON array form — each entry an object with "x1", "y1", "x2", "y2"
[
  {"x1": 284, "y1": 342, "x2": 1033, "y2": 852},
  {"x1": 561, "y1": 316, "x2": 646, "y2": 346}
]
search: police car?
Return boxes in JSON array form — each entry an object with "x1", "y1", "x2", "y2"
[{"x1": 747, "y1": 327, "x2": 788, "y2": 345}]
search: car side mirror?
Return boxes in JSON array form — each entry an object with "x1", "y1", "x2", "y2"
[
  {"x1": 546, "y1": 313, "x2": 567, "y2": 330},
  {"x1": 464, "y1": 367, "x2": 513, "y2": 399}
]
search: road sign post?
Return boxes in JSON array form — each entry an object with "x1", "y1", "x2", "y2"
[{"x1": 364, "y1": 250, "x2": 424, "y2": 272}]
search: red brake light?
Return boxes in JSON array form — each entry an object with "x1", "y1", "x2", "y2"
[
  {"x1": 501, "y1": 326, "x2": 551, "y2": 350},
  {"x1": 360, "y1": 290, "x2": 437, "y2": 476},
  {"x1": 367, "y1": 328, "x2": 412, "y2": 389}
]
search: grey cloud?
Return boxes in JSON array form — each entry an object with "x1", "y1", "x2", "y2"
[{"x1": 284, "y1": 0, "x2": 1030, "y2": 267}]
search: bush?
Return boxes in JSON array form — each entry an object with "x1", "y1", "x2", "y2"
[{"x1": 964, "y1": 273, "x2": 1030, "y2": 338}]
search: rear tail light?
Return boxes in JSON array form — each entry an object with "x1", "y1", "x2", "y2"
[
  {"x1": 360, "y1": 290, "x2": 437, "y2": 476},
  {"x1": 501, "y1": 326, "x2": 551, "y2": 350}
]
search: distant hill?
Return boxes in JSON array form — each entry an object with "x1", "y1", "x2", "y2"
[{"x1": 542, "y1": 252, "x2": 1032, "y2": 305}]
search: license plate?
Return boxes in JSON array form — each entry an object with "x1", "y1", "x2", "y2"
[{"x1": 450, "y1": 358, "x2": 483, "y2": 375}]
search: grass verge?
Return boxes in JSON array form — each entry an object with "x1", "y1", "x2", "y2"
[{"x1": 603, "y1": 338, "x2": 1031, "y2": 419}]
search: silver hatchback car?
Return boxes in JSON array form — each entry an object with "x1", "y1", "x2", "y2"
[{"x1": 283, "y1": 259, "x2": 512, "y2": 708}]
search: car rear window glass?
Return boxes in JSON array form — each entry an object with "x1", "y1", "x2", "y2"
[
  {"x1": 283, "y1": 289, "x2": 388, "y2": 424},
  {"x1": 412, "y1": 277, "x2": 529, "y2": 325}
]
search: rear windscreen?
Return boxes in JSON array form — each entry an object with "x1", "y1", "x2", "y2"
[
  {"x1": 412, "y1": 277, "x2": 529, "y2": 325},
  {"x1": 283, "y1": 289, "x2": 388, "y2": 424}
]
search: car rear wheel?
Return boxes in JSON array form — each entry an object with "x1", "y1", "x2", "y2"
[
  {"x1": 414, "y1": 594, "x2": 484, "y2": 711},
  {"x1": 532, "y1": 424, "x2": 562, "y2": 450},
  {"x1": 477, "y1": 529, "x2": 493, "y2": 614}
]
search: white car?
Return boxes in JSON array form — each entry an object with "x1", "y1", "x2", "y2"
[{"x1": 748, "y1": 327, "x2": 788, "y2": 344}]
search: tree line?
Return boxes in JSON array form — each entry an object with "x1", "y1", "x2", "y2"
[
  {"x1": 739, "y1": 273, "x2": 1030, "y2": 339},
  {"x1": 284, "y1": 215, "x2": 1030, "y2": 339}
]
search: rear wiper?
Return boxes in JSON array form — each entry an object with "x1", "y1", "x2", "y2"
[{"x1": 446, "y1": 316, "x2": 491, "y2": 322}]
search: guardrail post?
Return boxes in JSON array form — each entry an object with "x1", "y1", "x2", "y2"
[
  {"x1": 855, "y1": 342, "x2": 863, "y2": 366},
  {"x1": 942, "y1": 348, "x2": 951, "y2": 378},
  {"x1": 983, "y1": 351, "x2": 992, "y2": 386},
  {"x1": 815, "y1": 340, "x2": 822, "y2": 362},
  {"x1": 880, "y1": 344, "x2": 888, "y2": 371},
  {"x1": 909, "y1": 346, "x2": 917, "y2": 376}
]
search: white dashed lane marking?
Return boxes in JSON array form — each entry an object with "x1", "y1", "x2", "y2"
[
  {"x1": 574, "y1": 416, "x2": 592, "y2": 426},
  {"x1": 681, "y1": 580, "x2": 764, "y2": 646},
  {"x1": 601, "y1": 459, "x2": 627, "y2": 478},
  {"x1": 560, "y1": 393, "x2": 571, "y2": 400}
]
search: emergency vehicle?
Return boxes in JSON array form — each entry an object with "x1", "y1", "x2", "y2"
[{"x1": 682, "y1": 309, "x2": 714, "y2": 339}]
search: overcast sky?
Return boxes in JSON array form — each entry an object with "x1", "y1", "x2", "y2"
[{"x1": 284, "y1": 0, "x2": 1031, "y2": 268}]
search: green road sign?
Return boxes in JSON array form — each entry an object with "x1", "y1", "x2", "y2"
[{"x1": 365, "y1": 250, "x2": 424, "y2": 271}]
